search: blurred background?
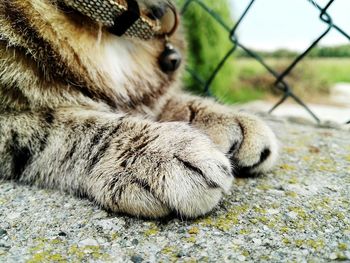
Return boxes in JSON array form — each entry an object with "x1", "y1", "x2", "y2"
[{"x1": 177, "y1": 0, "x2": 350, "y2": 123}]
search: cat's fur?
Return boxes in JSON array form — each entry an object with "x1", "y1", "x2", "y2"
[{"x1": 0, "y1": 0, "x2": 278, "y2": 218}]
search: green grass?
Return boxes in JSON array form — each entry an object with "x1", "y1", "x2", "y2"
[
  {"x1": 208, "y1": 58, "x2": 350, "y2": 104},
  {"x1": 312, "y1": 58, "x2": 350, "y2": 83}
]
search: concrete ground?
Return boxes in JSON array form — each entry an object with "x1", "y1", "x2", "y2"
[
  {"x1": 0, "y1": 116, "x2": 349, "y2": 262},
  {"x1": 234, "y1": 101, "x2": 350, "y2": 124}
]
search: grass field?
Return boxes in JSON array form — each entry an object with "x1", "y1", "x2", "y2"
[{"x1": 210, "y1": 58, "x2": 350, "y2": 104}]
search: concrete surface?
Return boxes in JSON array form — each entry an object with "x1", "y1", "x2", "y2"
[
  {"x1": 234, "y1": 101, "x2": 350, "y2": 124},
  {"x1": 331, "y1": 83, "x2": 350, "y2": 107},
  {"x1": 0, "y1": 117, "x2": 350, "y2": 262}
]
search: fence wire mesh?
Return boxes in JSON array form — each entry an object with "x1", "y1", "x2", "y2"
[{"x1": 180, "y1": 0, "x2": 350, "y2": 124}]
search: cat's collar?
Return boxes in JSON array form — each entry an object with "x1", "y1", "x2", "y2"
[{"x1": 63, "y1": 0, "x2": 179, "y2": 40}]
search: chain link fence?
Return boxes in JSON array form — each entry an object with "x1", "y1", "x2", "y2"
[{"x1": 180, "y1": 0, "x2": 350, "y2": 124}]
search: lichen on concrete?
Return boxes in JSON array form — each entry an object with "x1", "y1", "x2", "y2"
[{"x1": 0, "y1": 117, "x2": 349, "y2": 262}]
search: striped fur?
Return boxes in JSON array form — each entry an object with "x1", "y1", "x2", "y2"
[{"x1": 0, "y1": 0, "x2": 278, "y2": 218}]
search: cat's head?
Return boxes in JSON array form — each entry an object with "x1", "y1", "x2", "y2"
[
  {"x1": 55, "y1": 0, "x2": 185, "y2": 74},
  {"x1": 0, "y1": 0, "x2": 186, "y2": 110}
]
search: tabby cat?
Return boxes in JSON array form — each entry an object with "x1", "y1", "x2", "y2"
[{"x1": 0, "y1": 0, "x2": 278, "y2": 218}]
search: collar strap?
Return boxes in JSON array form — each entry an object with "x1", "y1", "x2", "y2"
[
  {"x1": 108, "y1": 0, "x2": 140, "y2": 36},
  {"x1": 63, "y1": 0, "x2": 160, "y2": 40}
]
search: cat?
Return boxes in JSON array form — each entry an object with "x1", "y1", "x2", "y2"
[{"x1": 0, "y1": 0, "x2": 278, "y2": 218}]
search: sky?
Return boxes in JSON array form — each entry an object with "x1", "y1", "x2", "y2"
[{"x1": 229, "y1": 0, "x2": 350, "y2": 51}]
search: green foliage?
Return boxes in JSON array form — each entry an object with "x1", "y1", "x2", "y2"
[
  {"x1": 176, "y1": 1, "x2": 350, "y2": 103},
  {"x1": 177, "y1": 0, "x2": 236, "y2": 94},
  {"x1": 309, "y1": 44, "x2": 350, "y2": 58},
  {"x1": 230, "y1": 58, "x2": 350, "y2": 103},
  {"x1": 236, "y1": 45, "x2": 350, "y2": 58}
]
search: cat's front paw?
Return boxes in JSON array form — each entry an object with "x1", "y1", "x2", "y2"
[
  {"x1": 193, "y1": 106, "x2": 278, "y2": 177},
  {"x1": 159, "y1": 124, "x2": 234, "y2": 217},
  {"x1": 108, "y1": 123, "x2": 233, "y2": 218},
  {"x1": 227, "y1": 113, "x2": 279, "y2": 176}
]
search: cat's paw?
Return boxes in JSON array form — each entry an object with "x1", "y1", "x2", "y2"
[
  {"x1": 107, "y1": 123, "x2": 233, "y2": 218},
  {"x1": 156, "y1": 123, "x2": 233, "y2": 218},
  {"x1": 194, "y1": 110, "x2": 278, "y2": 177},
  {"x1": 226, "y1": 113, "x2": 279, "y2": 176}
]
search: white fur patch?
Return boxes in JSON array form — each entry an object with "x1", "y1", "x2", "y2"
[
  {"x1": 86, "y1": 35, "x2": 162, "y2": 97},
  {"x1": 94, "y1": 37, "x2": 136, "y2": 87}
]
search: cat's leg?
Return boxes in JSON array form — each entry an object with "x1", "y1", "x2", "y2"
[
  {"x1": 158, "y1": 93, "x2": 279, "y2": 176},
  {"x1": 0, "y1": 108, "x2": 232, "y2": 218}
]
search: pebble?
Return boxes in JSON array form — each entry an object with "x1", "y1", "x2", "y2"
[
  {"x1": 0, "y1": 229, "x2": 7, "y2": 237},
  {"x1": 232, "y1": 238, "x2": 245, "y2": 245},
  {"x1": 0, "y1": 242, "x2": 9, "y2": 248},
  {"x1": 58, "y1": 231, "x2": 67, "y2": 237},
  {"x1": 95, "y1": 219, "x2": 114, "y2": 231},
  {"x1": 92, "y1": 211, "x2": 107, "y2": 220},
  {"x1": 267, "y1": 189, "x2": 285, "y2": 196},
  {"x1": 286, "y1": 211, "x2": 298, "y2": 220},
  {"x1": 7, "y1": 213, "x2": 21, "y2": 220},
  {"x1": 267, "y1": 209, "x2": 280, "y2": 215},
  {"x1": 63, "y1": 203, "x2": 73, "y2": 209},
  {"x1": 253, "y1": 238, "x2": 262, "y2": 245},
  {"x1": 78, "y1": 238, "x2": 99, "y2": 247},
  {"x1": 131, "y1": 255, "x2": 144, "y2": 263},
  {"x1": 329, "y1": 252, "x2": 338, "y2": 260},
  {"x1": 237, "y1": 255, "x2": 246, "y2": 261}
]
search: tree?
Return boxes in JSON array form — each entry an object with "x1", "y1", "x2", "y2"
[{"x1": 177, "y1": 0, "x2": 236, "y2": 94}]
